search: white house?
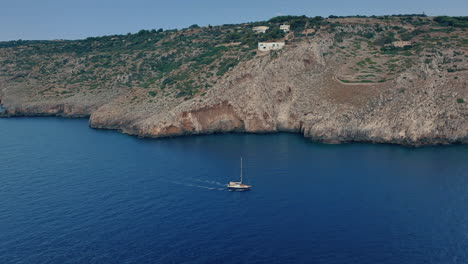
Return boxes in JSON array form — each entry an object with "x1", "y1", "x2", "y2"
[
  {"x1": 258, "y1": 42, "x2": 285, "y2": 51},
  {"x1": 280, "y1": 24, "x2": 290, "y2": 33},
  {"x1": 252, "y1": 26, "x2": 269, "y2": 34}
]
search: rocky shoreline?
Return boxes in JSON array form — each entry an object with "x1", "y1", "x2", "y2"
[{"x1": 1, "y1": 100, "x2": 466, "y2": 147}]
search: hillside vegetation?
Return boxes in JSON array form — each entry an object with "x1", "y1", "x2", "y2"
[{"x1": 1, "y1": 15, "x2": 465, "y2": 100}]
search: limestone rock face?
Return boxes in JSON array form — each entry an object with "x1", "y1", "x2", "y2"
[
  {"x1": 1, "y1": 36, "x2": 467, "y2": 146},
  {"x1": 88, "y1": 41, "x2": 467, "y2": 145}
]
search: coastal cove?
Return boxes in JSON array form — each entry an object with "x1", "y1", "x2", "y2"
[
  {"x1": 1, "y1": 15, "x2": 466, "y2": 147},
  {"x1": 1, "y1": 117, "x2": 468, "y2": 263}
]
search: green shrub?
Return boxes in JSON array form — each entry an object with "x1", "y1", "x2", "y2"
[
  {"x1": 400, "y1": 29, "x2": 424, "y2": 41},
  {"x1": 216, "y1": 58, "x2": 238, "y2": 76},
  {"x1": 457, "y1": 98, "x2": 465, "y2": 103},
  {"x1": 374, "y1": 31, "x2": 396, "y2": 46},
  {"x1": 358, "y1": 32, "x2": 375, "y2": 39},
  {"x1": 434, "y1": 16, "x2": 468, "y2": 28},
  {"x1": 162, "y1": 77, "x2": 175, "y2": 86},
  {"x1": 334, "y1": 32, "x2": 346, "y2": 42},
  {"x1": 402, "y1": 51, "x2": 412, "y2": 56}
]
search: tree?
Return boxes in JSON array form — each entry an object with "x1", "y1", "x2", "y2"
[
  {"x1": 434, "y1": 16, "x2": 468, "y2": 28},
  {"x1": 309, "y1": 16, "x2": 324, "y2": 25},
  {"x1": 260, "y1": 27, "x2": 285, "y2": 41},
  {"x1": 225, "y1": 31, "x2": 242, "y2": 42},
  {"x1": 269, "y1": 15, "x2": 307, "y2": 23},
  {"x1": 290, "y1": 18, "x2": 307, "y2": 31}
]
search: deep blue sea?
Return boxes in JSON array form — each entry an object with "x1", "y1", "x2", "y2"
[{"x1": 1, "y1": 117, "x2": 468, "y2": 264}]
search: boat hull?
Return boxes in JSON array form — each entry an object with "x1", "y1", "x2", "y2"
[{"x1": 227, "y1": 185, "x2": 251, "y2": 191}]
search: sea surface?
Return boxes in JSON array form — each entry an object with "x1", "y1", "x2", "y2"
[{"x1": 1, "y1": 117, "x2": 468, "y2": 264}]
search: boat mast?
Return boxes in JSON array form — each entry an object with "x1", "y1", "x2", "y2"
[{"x1": 240, "y1": 157, "x2": 243, "y2": 183}]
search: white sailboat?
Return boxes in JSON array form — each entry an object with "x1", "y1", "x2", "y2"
[{"x1": 227, "y1": 157, "x2": 252, "y2": 191}]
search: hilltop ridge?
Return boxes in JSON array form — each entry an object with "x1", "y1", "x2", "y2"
[{"x1": 0, "y1": 15, "x2": 467, "y2": 145}]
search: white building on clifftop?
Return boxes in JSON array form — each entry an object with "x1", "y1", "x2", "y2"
[
  {"x1": 252, "y1": 26, "x2": 269, "y2": 34},
  {"x1": 280, "y1": 24, "x2": 290, "y2": 33},
  {"x1": 258, "y1": 42, "x2": 285, "y2": 51}
]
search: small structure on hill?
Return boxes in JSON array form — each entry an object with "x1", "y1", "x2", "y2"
[
  {"x1": 392, "y1": 41, "x2": 412, "y2": 48},
  {"x1": 252, "y1": 26, "x2": 269, "y2": 34},
  {"x1": 258, "y1": 42, "x2": 285, "y2": 51},
  {"x1": 280, "y1": 24, "x2": 290, "y2": 33}
]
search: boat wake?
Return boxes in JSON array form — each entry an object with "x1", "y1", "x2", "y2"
[
  {"x1": 162, "y1": 178, "x2": 225, "y2": 191},
  {"x1": 195, "y1": 179, "x2": 225, "y2": 186}
]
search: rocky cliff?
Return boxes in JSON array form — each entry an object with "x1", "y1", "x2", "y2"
[{"x1": 1, "y1": 15, "x2": 467, "y2": 145}]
